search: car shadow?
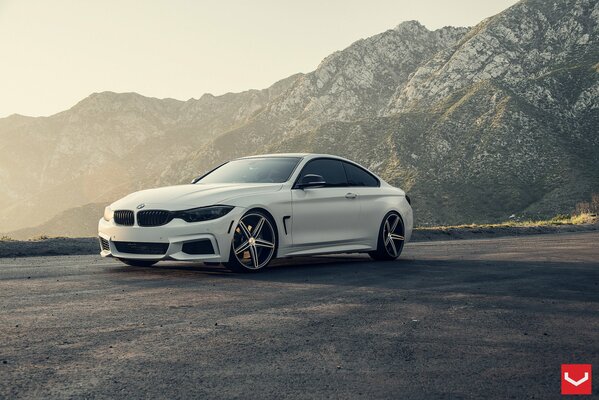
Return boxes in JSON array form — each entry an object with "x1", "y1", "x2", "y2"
[{"x1": 104, "y1": 254, "x2": 599, "y2": 303}]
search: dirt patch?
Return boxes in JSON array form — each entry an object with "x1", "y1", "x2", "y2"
[{"x1": 0, "y1": 237, "x2": 99, "y2": 258}]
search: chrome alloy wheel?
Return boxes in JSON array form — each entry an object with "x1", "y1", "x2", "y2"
[
  {"x1": 382, "y1": 213, "x2": 405, "y2": 258},
  {"x1": 232, "y1": 213, "x2": 276, "y2": 270}
]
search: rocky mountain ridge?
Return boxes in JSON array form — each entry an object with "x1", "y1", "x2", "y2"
[
  {"x1": 157, "y1": 21, "x2": 470, "y2": 184},
  {"x1": 1, "y1": 0, "x2": 598, "y2": 238}
]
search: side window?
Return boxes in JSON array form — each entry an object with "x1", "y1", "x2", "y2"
[
  {"x1": 343, "y1": 162, "x2": 379, "y2": 187},
  {"x1": 299, "y1": 159, "x2": 348, "y2": 187}
]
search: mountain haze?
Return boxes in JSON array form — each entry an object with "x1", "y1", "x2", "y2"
[
  {"x1": 1, "y1": 0, "x2": 598, "y2": 238},
  {"x1": 0, "y1": 75, "x2": 300, "y2": 233}
]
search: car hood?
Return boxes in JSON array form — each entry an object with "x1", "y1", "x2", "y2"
[{"x1": 111, "y1": 183, "x2": 283, "y2": 210}]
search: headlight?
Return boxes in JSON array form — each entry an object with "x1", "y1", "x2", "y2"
[
  {"x1": 103, "y1": 206, "x2": 114, "y2": 221},
  {"x1": 176, "y1": 205, "x2": 234, "y2": 222}
]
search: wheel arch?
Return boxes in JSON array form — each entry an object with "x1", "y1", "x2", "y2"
[
  {"x1": 387, "y1": 195, "x2": 413, "y2": 242},
  {"x1": 388, "y1": 209, "x2": 405, "y2": 231}
]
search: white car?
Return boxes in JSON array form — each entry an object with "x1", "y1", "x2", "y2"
[{"x1": 98, "y1": 154, "x2": 413, "y2": 272}]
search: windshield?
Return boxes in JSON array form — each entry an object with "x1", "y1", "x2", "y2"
[{"x1": 197, "y1": 157, "x2": 301, "y2": 184}]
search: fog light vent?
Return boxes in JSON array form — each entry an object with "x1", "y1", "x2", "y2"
[
  {"x1": 182, "y1": 240, "x2": 215, "y2": 255},
  {"x1": 99, "y1": 237, "x2": 110, "y2": 251}
]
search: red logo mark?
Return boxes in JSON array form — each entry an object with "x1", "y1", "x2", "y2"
[{"x1": 562, "y1": 364, "x2": 592, "y2": 395}]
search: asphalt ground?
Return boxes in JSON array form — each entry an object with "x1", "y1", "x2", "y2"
[{"x1": 1, "y1": 232, "x2": 598, "y2": 399}]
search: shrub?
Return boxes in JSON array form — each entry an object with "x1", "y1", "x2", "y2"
[
  {"x1": 575, "y1": 193, "x2": 599, "y2": 215},
  {"x1": 31, "y1": 235, "x2": 49, "y2": 241}
]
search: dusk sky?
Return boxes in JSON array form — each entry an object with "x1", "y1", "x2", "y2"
[{"x1": 0, "y1": 0, "x2": 518, "y2": 117}]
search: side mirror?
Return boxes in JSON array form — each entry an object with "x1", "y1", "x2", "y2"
[{"x1": 298, "y1": 174, "x2": 326, "y2": 189}]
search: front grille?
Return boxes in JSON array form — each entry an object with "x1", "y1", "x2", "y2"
[
  {"x1": 182, "y1": 239, "x2": 215, "y2": 255},
  {"x1": 137, "y1": 210, "x2": 173, "y2": 227},
  {"x1": 114, "y1": 210, "x2": 134, "y2": 226},
  {"x1": 113, "y1": 241, "x2": 169, "y2": 255},
  {"x1": 99, "y1": 237, "x2": 110, "y2": 251}
]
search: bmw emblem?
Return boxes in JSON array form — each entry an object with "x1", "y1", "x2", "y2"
[{"x1": 136, "y1": 203, "x2": 145, "y2": 209}]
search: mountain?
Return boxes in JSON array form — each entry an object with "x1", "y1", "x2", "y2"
[
  {"x1": 161, "y1": 0, "x2": 599, "y2": 225},
  {"x1": 272, "y1": 0, "x2": 599, "y2": 224},
  {"x1": 0, "y1": 74, "x2": 300, "y2": 233},
  {"x1": 2, "y1": 0, "x2": 598, "y2": 238},
  {"x1": 158, "y1": 22, "x2": 469, "y2": 183}
]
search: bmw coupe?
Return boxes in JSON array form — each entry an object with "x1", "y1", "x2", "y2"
[{"x1": 98, "y1": 154, "x2": 413, "y2": 272}]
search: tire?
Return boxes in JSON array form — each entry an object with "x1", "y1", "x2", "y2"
[
  {"x1": 369, "y1": 211, "x2": 405, "y2": 261},
  {"x1": 224, "y1": 210, "x2": 277, "y2": 273},
  {"x1": 118, "y1": 258, "x2": 157, "y2": 267}
]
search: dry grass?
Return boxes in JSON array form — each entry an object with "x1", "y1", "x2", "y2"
[
  {"x1": 417, "y1": 213, "x2": 597, "y2": 231},
  {"x1": 30, "y1": 235, "x2": 50, "y2": 241},
  {"x1": 0, "y1": 234, "x2": 67, "y2": 242}
]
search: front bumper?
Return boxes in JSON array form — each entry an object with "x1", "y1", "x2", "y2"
[{"x1": 98, "y1": 207, "x2": 245, "y2": 262}]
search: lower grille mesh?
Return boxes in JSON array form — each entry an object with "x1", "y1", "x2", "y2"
[{"x1": 113, "y1": 241, "x2": 169, "y2": 255}]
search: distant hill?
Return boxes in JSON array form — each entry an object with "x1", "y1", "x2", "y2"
[
  {"x1": 6, "y1": 203, "x2": 105, "y2": 239},
  {"x1": 1, "y1": 0, "x2": 598, "y2": 238},
  {"x1": 0, "y1": 75, "x2": 300, "y2": 233}
]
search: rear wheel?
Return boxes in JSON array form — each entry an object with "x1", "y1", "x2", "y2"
[
  {"x1": 224, "y1": 211, "x2": 277, "y2": 273},
  {"x1": 369, "y1": 212, "x2": 405, "y2": 261},
  {"x1": 118, "y1": 258, "x2": 157, "y2": 267}
]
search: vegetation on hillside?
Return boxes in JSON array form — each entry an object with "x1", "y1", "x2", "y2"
[
  {"x1": 417, "y1": 193, "x2": 599, "y2": 231},
  {"x1": 416, "y1": 213, "x2": 597, "y2": 232}
]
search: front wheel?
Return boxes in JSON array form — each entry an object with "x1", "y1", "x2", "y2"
[
  {"x1": 118, "y1": 258, "x2": 157, "y2": 267},
  {"x1": 224, "y1": 211, "x2": 277, "y2": 273},
  {"x1": 369, "y1": 212, "x2": 405, "y2": 261}
]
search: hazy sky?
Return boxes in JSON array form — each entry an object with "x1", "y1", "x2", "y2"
[{"x1": 0, "y1": 0, "x2": 518, "y2": 117}]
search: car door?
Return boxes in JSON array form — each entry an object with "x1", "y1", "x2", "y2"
[
  {"x1": 342, "y1": 161, "x2": 383, "y2": 243},
  {"x1": 291, "y1": 159, "x2": 360, "y2": 249}
]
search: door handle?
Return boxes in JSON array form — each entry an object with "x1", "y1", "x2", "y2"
[{"x1": 345, "y1": 193, "x2": 357, "y2": 199}]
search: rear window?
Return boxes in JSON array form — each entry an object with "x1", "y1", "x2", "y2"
[{"x1": 343, "y1": 162, "x2": 379, "y2": 187}]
